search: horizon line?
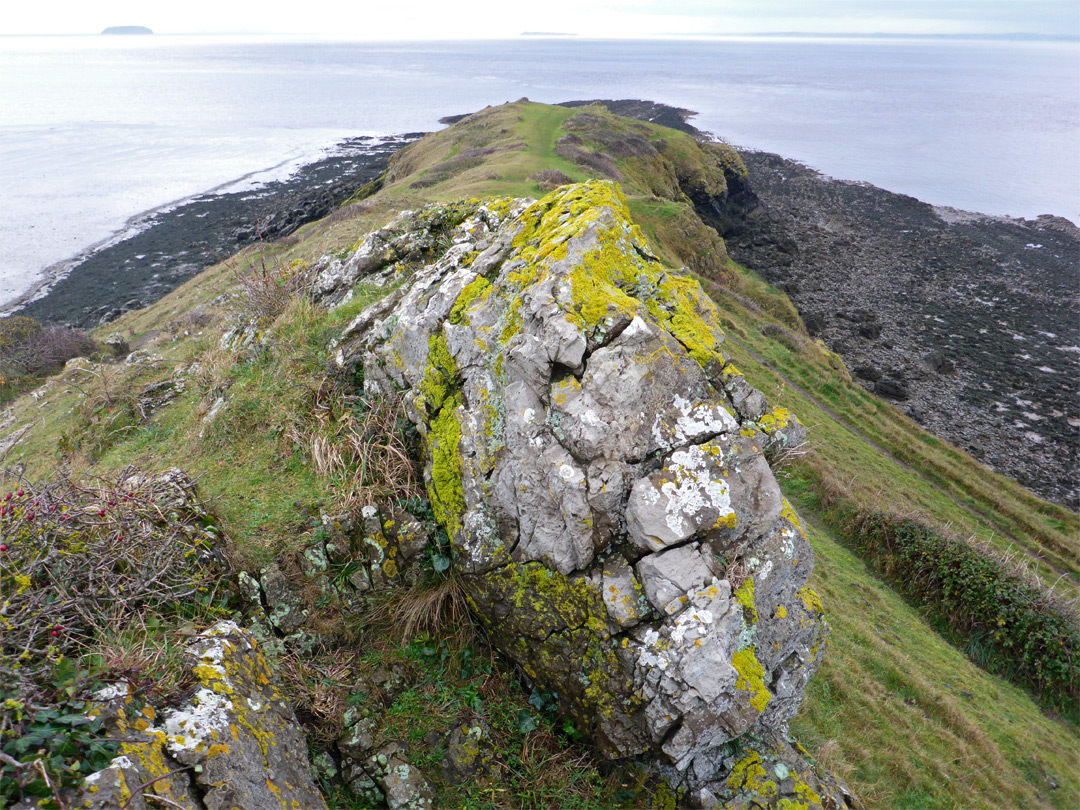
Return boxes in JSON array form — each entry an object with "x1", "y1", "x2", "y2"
[{"x1": 3, "y1": 30, "x2": 1078, "y2": 42}]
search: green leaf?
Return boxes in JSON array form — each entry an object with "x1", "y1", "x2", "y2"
[{"x1": 517, "y1": 710, "x2": 538, "y2": 734}]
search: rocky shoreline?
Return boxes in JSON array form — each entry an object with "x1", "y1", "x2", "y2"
[
  {"x1": 14, "y1": 133, "x2": 422, "y2": 328},
  {"x1": 720, "y1": 150, "x2": 1079, "y2": 508}
]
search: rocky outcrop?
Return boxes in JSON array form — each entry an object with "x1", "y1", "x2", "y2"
[
  {"x1": 70, "y1": 622, "x2": 327, "y2": 810},
  {"x1": 333, "y1": 181, "x2": 854, "y2": 805}
]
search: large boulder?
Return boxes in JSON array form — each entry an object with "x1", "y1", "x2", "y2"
[{"x1": 337, "y1": 181, "x2": 850, "y2": 805}]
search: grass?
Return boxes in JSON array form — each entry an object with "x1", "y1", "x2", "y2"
[
  {"x1": 788, "y1": 502, "x2": 1079, "y2": 809},
  {"x1": 1, "y1": 99, "x2": 1077, "y2": 809},
  {"x1": 702, "y1": 268, "x2": 1079, "y2": 600}
]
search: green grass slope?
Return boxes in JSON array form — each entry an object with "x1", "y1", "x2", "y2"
[{"x1": 1, "y1": 100, "x2": 1076, "y2": 809}]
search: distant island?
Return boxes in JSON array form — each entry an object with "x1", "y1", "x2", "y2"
[
  {"x1": 520, "y1": 31, "x2": 578, "y2": 37},
  {"x1": 101, "y1": 25, "x2": 153, "y2": 35}
]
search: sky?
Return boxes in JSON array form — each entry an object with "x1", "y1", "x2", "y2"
[{"x1": 1, "y1": 0, "x2": 1077, "y2": 39}]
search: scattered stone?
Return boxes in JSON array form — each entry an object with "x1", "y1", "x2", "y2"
[
  {"x1": 103, "y1": 332, "x2": 129, "y2": 357},
  {"x1": 853, "y1": 363, "x2": 882, "y2": 382},
  {"x1": 442, "y1": 720, "x2": 495, "y2": 784},
  {"x1": 875, "y1": 378, "x2": 909, "y2": 400},
  {"x1": 924, "y1": 350, "x2": 955, "y2": 374},
  {"x1": 365, "y1": 743, "x2": 436, "y2": 810},
  {"x1": 722, "y1": 148, "x2": 1079, "y2": 507},
  {"x1": 261, "y1": 562, "x2": 310, "y2": 633}
]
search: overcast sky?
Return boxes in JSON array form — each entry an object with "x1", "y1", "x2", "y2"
[{"x1": 2, "y1": 0, "x2": 1077, "y2": 38}]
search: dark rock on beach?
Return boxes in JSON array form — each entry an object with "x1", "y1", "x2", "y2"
[
  {"x1": 18, "y1": 134, "x2": 422, "y2": 329},
  {"x1": 720, "y1": 150, "x2": 1080, "y2": 508}
]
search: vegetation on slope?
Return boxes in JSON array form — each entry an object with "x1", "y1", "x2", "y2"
[{"x1": 1, "y1": 100, "x2": 1076, "y2": 808}]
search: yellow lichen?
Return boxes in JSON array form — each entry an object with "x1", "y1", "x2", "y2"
[
  {"x1": 732, "y1": 646, "x2": 771, "y2": 713},
  {"x1": 734, "y1": 578, "x2": 758, "y2": 624},
  {"x1": 725, "y1": 751, "x2": 778, "y2": 797}
]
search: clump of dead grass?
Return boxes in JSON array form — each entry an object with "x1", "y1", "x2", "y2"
[
  {"x1": 286, "y1": 381, "x2": 420, "y2": 510},
  {"x1": 363, "y1": 574, "x2": 471, "y2": 647}
]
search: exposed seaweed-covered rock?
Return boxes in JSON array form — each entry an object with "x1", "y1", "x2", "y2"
[
  {"x1": 71, "y1": 622, "x2": 327, "y2": 810},
  {"x1": 335, "y1": 180, "x2": 853, "y2": 805}
]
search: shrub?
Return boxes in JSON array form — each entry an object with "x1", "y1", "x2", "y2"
[
  {"x1": 530, "y1": 169, "x2": 575, "y2": 191},
  {"x1": 0, "y1": 468, "x2": 228, "y2": 803},
  {"x1": 852, "y1": 512, "x2": 1080, "y2": 720},
  {"x1": 0, "y1": 316, "x2": 97, "y2": 402},
  {"x1": 233, "y1": 256, "x2": 315, "y2": 325}
]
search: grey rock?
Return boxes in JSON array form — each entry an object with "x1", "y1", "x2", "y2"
[
  {"x1": 366, "y1": 744, "x2": 436, "y2": 810},
  {"x1": 338, "y1": 715, "x2": 378, "y2": 761},
  {"x1": 261, "y1": 563, "x2": 309, "y2": 633},
  {"x1": 103, "y1": 332, "x2": 129, "y2": 357},
  {"x1": 442, "y1": 721, "x2": 494, "y2": 784},
  {"x1": 338, "y1": 182, "x2": 832, "y2": 796},
  {"x1": 72, "y1": 622, "x2": 327, "y2": 810},
  {"x1": 875, "y1": 377, "x2": 909, "y2": 400}
]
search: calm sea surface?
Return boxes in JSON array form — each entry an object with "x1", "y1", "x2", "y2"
[{"x1": 1, "y1": 35, "x2": 1077, "y2": 309}]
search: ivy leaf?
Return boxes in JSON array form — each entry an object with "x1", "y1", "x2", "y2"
[{"x1": 517, "y1": 710, "x2": 538, "y2": 734}]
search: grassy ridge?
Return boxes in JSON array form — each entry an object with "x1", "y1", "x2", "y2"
[
  {"x1": 2, "y1": 100, "x2": 1077, "y2": 808},
  {"x1": 789, "y1": 508, "x2": 1078, "y2": 809}
]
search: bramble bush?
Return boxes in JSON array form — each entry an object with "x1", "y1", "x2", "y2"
[
  {"x1": 0, "y1": 467, "x2": 228, "y2": 805},
  {"x1": 233, "y1": 255, "x2": 315, "y2": 325}
]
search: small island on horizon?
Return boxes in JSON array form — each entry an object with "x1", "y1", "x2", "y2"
[{"x1": 101, "y1": 25, "x2": 153, "y2": 35}]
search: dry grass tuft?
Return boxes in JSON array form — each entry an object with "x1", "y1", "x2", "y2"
[
  {"x1": 364, "y1": 575, "x2": 472, "y2": 647},
  {"x1": 279, "y1": 651, "x2": 355, "y2": 744},
  {"x1": 286, "y1": 383, "x2": 420, "y2": 509},
  {"x1": 88, "y1": 612, "x2": 194, "y2": 703}
]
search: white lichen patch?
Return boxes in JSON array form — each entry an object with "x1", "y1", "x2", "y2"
[
  {"x1": 652, "y1": 394, "x2": 738, "y2": 451},
  {"x1": 156, "y1": 688, "x2": 235, "y2": 752},
  {"x1": 94, "y1": 682, "x2": 130, "y2": 701},
  {"x1": 627, "y1": 443, "x2": 735, "y2": 550}
]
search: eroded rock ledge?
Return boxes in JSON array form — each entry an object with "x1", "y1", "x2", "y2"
[{"x1": 330, "y1": 180, "x2": 857, "y2": 807}]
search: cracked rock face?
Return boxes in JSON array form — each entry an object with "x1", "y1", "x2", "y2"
[{"x1": 338, "y1": 181, "x2": 829, "y2": 796}]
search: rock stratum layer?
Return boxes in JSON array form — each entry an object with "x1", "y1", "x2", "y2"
[{"x1": 331, "y1": 180, "x2": 856, "y2": 806}]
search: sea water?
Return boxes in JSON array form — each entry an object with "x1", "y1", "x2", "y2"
[{"x1": 1, "y1": 35, "x2": 1077, "y2": 310}]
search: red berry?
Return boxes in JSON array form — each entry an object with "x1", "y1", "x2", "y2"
[
  {"x1": 26, "y1": 513, "x2": 34, "y2": 521},
  {"x1": 48, "y1": 505, "x2": 55, "y2": 512},
  {"x1": 16, "y1": 490, "x2": 23, "y2": 497},
  {"x1": 51, "y1": 630, "x2": 59, "y2": 637},
  {"x1": 0, "y1": 545, "x2": 7, "y2": 552},
  {"x1": 98, "y1": 510, "x2": 105, "y2": 517}
]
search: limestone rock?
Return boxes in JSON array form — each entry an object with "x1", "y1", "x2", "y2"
[
  {"x1": 339, "y1": 181, "x2": 836, "y2": 800},
  {"x1": 442, "y1": 720, "x2": 495, "y2": 784},
  {"x1": 72, "y1": 622, "x2": 327, "y2": 810},
  {"x1": 365, "y1": 744, "x2": 435, "y2": 810},
  {"x1": 103, "y1": 332, "x2": 129, "y2": 357}
]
